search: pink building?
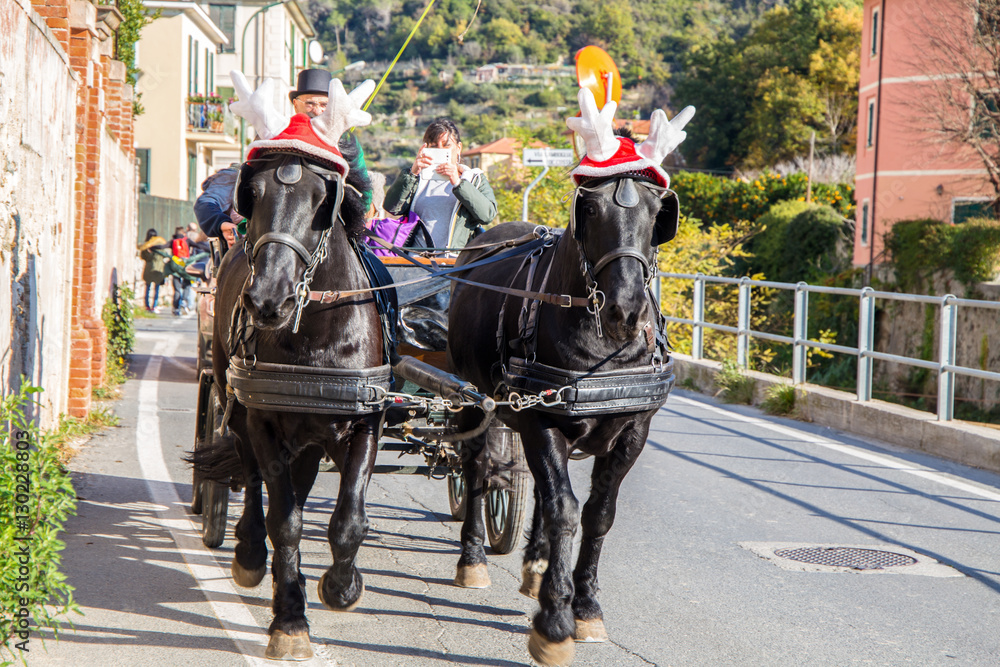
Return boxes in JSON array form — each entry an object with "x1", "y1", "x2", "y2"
[{"x1": 855, "y1": 0, "x2": 997, "y2": 268}]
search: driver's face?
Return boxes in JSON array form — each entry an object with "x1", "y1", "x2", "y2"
[{"x1": 293, "y1": 94, "x2": 328, "y2": 118}]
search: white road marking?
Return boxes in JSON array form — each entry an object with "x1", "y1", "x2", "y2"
[
  {"x1": 669, "y1": 396, "x2": 1000, "y2": 503},
  {"x1": 134, "y1": 335, "x2": 335, "y2": 666}
]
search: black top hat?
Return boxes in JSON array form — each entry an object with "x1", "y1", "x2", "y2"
[{"x1": 289, "y1": 69, "x2": 332, "y2": 102}]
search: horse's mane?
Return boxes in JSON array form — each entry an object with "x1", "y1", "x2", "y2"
[{"x1": 338, "y1": 133, "x2": 371, "y2": 241}]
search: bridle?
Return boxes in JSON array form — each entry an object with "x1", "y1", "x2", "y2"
[
  {"x1": 237, "y1": 152, "x2": 347, "y2": 333},
  {"x1": 568, "y1": 176, "x2": 672, "y2": 336}
]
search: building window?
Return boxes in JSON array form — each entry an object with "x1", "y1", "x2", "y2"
[
  {"x1": 973, "y1": 90, "x2": 999, "y2": 139},
  {"x1": 860, "y1": 200, "x2": 870, "y2": 245},
  {"x1": 204, "y1": 48, "x2": 210, "y2": 95},
  {"x1": 193, "y1": 40, "x2": 200, "y2": 94},
  {"x1": 871, "y1": 7, "x2": 880, "y2": 56},
  {"x1": 866, "y1": 98, "x2": 876, "y2": 148},
  {"x1": 209, "y1": 5, "x2": 236, "y2": 53},
  {"x1": 136, "y1": 148, "x2": 151, "y2": 194},
  {"x1": 187, "y1": 36, "x2": 193, "y2": 95},
  {"x1": 952, "y1": 198, "x2": 994, "y2": 223}
]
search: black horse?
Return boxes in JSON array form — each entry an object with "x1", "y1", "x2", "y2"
[
  {"x1": 447, "y1": 166, "x2": 678, "y2": 666},
  {"x1": 191, "y1": 142, "x2": 387, "y2": 660}
]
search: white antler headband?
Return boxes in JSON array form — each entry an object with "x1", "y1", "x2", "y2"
[
  {"x1": 566, "y1": 87, "x2": 620, "y2": 162},
  {"x1": 636, "y1": 106, "x2": 696, "y2": 166},
  {"x1": 310, "y1": 78, "x2": 376, "y2": 148},
  {"x1": 229, "y1": 71, "x2": 290, "y2": 140}
]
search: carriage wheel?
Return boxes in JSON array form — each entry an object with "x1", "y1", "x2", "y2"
[
  {"x1": 190, "y1": 375, "x2": 212, "y2": 515},
  {"x1": 201, "y1": 480, "x2": 229, "y2": 548},
  {"x1": 484, "y1": 429, "x2": 530, "y2": 555},
  {"x1": 447, "y1": 468, "x2": 467, "y2": 521},
  {"x1": 201, "y1": 383, "x2": 230, "y2": 548}
]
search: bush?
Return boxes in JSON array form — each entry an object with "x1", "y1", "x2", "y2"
[
  {"x1": 1, "y1": 383, "x2": 80, "y2": 661},
  {"x1": 749, "y1": 203, "x2": 852, "y2": 283},
  {"x1": 885, "y1": 217, "x2": 1000, "y2": 290},
  {"x1": 671, "y1": 171, "x2": 854, "y2": 230},
  {"x1": 949, "y1": 218, "x2": 1000, "y2": 285},
  {"x1": 101, "y1": 283, "x2": 136, "y2": 384},
  {"x1": 762, "y1": 383, "x2": 796, "y2": 415},
  {"x1": 715, "y1": 359, "x2": 757, "y2": 404},
  {"x1": 884, "y1": 218, "x2": 954, "y2": 290}
]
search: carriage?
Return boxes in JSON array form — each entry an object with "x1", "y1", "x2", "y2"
[
  {"x1": 187, "y1": 55, "x2": 690, "y2": 666},
  {"x1": 189, "y1": 245, "x2": 531, "y2": 555}
]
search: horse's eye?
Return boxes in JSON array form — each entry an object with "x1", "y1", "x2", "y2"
[{"x1": 582, "y1": 202, "x2": 597, "y2": 217}]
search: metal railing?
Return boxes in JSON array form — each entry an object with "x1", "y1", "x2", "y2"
[{"x1": 657, "y1": 272, "x2": 1000, "y2": 421}]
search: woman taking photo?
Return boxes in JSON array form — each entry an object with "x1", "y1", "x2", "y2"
[{"x1": 383, "y1": 118, "x2": 497, "y2": 251}]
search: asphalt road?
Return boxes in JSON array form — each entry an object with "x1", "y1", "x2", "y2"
[{"x1": 29, "y1": 313, "x2": 1000, "y2": 666}]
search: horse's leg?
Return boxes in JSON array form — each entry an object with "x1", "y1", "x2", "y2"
[
  {"x1": 524, "y1": 426, "x2": 578, "y2": 667},
  {"x1": 454, "y1": 409, "x2": 491, "y2": 588},
  {"x1": 232, "y1": 431, "x2": 268, "y2": 587},
  {"x1": 520, "y1": 485, "x2": 549, "y2": 599},
  {"x1": 572, "y1": 425, "x2": 646, "y2": 644},
  {"x1": 317, "y1": 417, "x2": 377, "y2": 611},
  {"x1": 255, "y1": 432, "x2": 316, "y2": 661}
]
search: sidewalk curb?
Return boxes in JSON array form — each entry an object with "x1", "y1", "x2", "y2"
[{"x1": 672, "y1": 354, "x2": 1000, "y2": 474}]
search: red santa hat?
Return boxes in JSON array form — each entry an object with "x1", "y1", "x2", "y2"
[
  {"x1": 229, "y1": 71, "x2": 375, "y2": 175},
  {"x1": 567, "y1": 87, "x2": 695, "y2": 189}
]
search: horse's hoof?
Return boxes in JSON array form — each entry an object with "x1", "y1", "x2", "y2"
[
  {"x1": 574, "y1": 617, "x2": 608, "y2": 643},
  {"x1": 231, "y1": 558, "x2": 266, "y2": 588},
  {"x1": 264, "y1": 630, "x2": 313, "y2": 661},
  {"x1": 528, "y1": 628, "x2": 575, "y2": 667},
  {"x1": 519, "y1": 559, "x2": 547, "y2": 599},
  {"x1": 317, "y1": 571, "x2": 365, "y2": 612},
  {"x1": 454, "y1": 563, "x2": 490, "y2": 588}
]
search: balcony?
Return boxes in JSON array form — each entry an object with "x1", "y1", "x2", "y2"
[{"x1": 186, "y1": 96, "x2": 238, "y2": 153}]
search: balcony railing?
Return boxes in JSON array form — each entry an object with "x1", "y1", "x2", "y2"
[{"x1": 187, "y1": 98, "x2": 237, "y2": 137}]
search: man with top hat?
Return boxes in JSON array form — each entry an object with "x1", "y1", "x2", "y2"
[
  {"x1": 289, "y1": 69, "x2": 333, "y2": 118},
  {"x1": 195, "y1": 69, "x2": 368, "y2": 248}
]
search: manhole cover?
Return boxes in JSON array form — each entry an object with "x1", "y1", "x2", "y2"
[{"x1": 774, "y1": 546, "x2": 917, "y2": 570}]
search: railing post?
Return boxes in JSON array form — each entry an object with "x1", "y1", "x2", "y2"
[
  {"x1": 938, "y1": 295, "x2": 958, "y2": 421},
  {"x1": 857, "y1": 287, "x2": 875, "y2": 402},
  {"x1": 737, "y1": 276, "x2": 751, "y2": 369},
  {"x1": 692, "y1": 274, "x2": 705, "y2": 360},
  {"x1": 793, "y1": 282, "x2": 809, "y2": 385}
]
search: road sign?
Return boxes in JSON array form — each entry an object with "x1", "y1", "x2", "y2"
[{"x1": 522, "y1": 148, "x2": 575, "y2": 167}]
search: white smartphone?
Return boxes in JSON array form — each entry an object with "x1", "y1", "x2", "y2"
[{"x1": 421, "y1": 147, "x2": 452, "y2": 180}]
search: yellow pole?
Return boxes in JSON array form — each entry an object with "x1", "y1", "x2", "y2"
[{"x1": 362, "y1": 0, "x2": 439, "y2": 112}]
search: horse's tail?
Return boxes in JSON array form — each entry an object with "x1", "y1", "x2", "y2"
[{"x1": 185, "y1": 437, "x2": 245, "y2": 487}]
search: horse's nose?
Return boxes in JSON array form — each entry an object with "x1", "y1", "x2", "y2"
[
  {"x1": 604, "y1": 302, "x2": 645, "y2": 342},
  {"x1": 242, "y1": 283, "x2": 295, "y2": 328}
]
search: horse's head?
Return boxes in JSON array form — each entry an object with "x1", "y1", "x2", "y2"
[
  {"x1": 237, "y1": 148, "x2": 369, "y2": 330},
  {"x1": 226, "y1": 71, "x2": 376, "y2": 330},
  {"x1": 570, "y1": 171, "x2": 679, "y2": 342},
  {"x1": 565, "y1": 87, "x2": 693, "y2": 343}
]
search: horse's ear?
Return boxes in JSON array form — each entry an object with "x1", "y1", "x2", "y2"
[
  {"x1": 233, "y1": 163, "x2": 255, "y2": 220},
  {"x1": 653, "y1": 191, "x2": 680, "y2": 246}
]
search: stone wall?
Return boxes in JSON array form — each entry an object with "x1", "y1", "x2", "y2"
[
  {"x1": 874, "y1": 273, "x2": 1000, "y2": 414},
  {"x1": 0, "y1": 0, "x2": 78, "y2": 422}
]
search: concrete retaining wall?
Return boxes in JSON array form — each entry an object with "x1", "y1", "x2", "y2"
[{"x1": 673, "y1": 354, "x2": 1000, "y2": 474}]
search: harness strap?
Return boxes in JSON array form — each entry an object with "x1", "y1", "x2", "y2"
[
  {"x1": 590, "y1": 248, "x2": 653, "y2": 280},
  {"x1": 253, "y1": 232, "x2": 312, "y2": 264}
]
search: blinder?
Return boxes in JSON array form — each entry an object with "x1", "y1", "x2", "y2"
[
  {"x1": 653, "y1": 190, "x2": 680, "y2": 245},
  {"x1": 569, "y1": 176, "x2": 680, "y2": 247}
]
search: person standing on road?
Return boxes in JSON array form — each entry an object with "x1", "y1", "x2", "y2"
[
  {"x1": 383, "y1": 118, "x2": 496, "y2": 251},
  {"x1": 138, "y1": 228, "x2": 169, "y2": 312}
]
